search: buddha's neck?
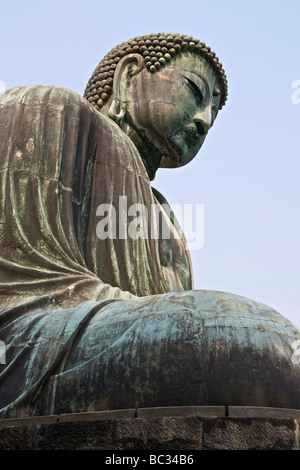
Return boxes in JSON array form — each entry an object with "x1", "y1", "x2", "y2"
[{"x1": 120, "y1": 122, "x2": 162, "y2": 181}]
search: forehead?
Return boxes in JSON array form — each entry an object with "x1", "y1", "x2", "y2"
[{"x1": 170, "y1": 53, "x2": 220, "y2": 90}]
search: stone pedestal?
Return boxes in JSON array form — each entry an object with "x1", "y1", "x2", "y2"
[{"x1": 1, "y1": 406, "x2": 300, "y2": 450}]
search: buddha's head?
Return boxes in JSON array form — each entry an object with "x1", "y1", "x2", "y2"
[{"x1": 84, "y1": 33, "x2": 228, "y2": 180}]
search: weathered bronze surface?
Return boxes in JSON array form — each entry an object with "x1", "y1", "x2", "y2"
[{"x1": 0, "y1": 33, "x2": 299, "y2": 418}]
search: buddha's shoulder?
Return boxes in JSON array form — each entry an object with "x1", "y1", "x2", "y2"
[
  {"x1": 1, "y1": 83, "x2": 130, "y2": 144},
  {"x1": 1, "y1": 84, "x2": 108, "y2": 124}
]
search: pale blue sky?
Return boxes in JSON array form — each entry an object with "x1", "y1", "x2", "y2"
[{"x1": 1, "y1": 0, "x2": 300, "y2": 326}]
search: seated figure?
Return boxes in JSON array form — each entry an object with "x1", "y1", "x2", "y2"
[{"x1": 0, "y1": 33, "x2": 299, "y2": 418}]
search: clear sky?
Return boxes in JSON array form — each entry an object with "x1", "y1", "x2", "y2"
[{"x1": 1, "y1": 0, "x2": 299, "y2": 327}]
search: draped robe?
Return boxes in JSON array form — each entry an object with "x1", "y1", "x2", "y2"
[{"x1": 0, "y1": 85, "x2": 300, "y2": 418}]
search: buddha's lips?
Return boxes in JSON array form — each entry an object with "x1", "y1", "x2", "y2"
[{"x1": 182, "y1": 124, "x2": 204, "y2": 148}]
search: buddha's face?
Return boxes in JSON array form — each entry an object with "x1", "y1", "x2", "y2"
[{"x1": 121, "y1": 54, "x2": 222, "y2": 168}]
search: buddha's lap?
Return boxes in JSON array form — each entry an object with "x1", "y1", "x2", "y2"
[{"x1": 13, "y1": 289, "x2": 300, "y2": 414}]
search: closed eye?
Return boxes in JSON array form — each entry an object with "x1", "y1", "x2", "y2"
[{"x1": 185, "y1": 77, "x2": 203, "y2": 106}]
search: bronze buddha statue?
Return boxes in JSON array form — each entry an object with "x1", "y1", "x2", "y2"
[{"x1": 0, "y1": 33, "x2": 299, "y2": 418}]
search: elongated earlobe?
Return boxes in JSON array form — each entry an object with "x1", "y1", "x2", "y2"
[
  {"x1": 108, "y1": 53, "x2": 145, "y2": 124},
  {"x1": 108, "y1": 98, "x2": 125, "y2": 123}
]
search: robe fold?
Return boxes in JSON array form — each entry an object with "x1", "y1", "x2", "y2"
[{"x1": 0, "y1": 85, "x2": 192, "y2": 417}]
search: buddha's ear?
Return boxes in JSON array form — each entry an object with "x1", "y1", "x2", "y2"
[{"x1": 108, "y1": 53, "x2": 144, "y2": 123}]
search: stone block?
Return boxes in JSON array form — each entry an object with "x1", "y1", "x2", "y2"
[
  {"x1": 203, "y1": 417, "x2": 297, "y2": 450},
  {"x1": 137, "y1": 406, "x2": 225, "y2": 418},
  {"x1": 228, "y1": 406, "x2": 300, "y2": 419},
  {"x1": 115, "y1": 416, "x2": 202, "y2": 450},
  {"x1": 0, "y1": 419, "x2": 117, "y2": 450},
  {"x1": 58, "y1": 409, "x2": 136, "y2": 422},
  {"x1": 0, "y1": 409, "x2": 299, "y2": 450}
]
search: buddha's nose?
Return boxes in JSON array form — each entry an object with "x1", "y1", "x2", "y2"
[{"x1": 194, "y1": 107, "x2": 212, "y2": 135}]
